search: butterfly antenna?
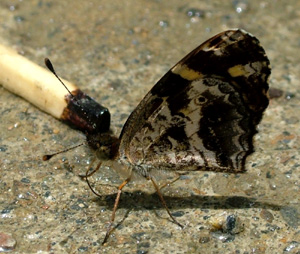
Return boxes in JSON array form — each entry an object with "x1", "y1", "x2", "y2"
[
  {"x1": 44, "y1": 58, "x2": 92, "y2": 129},
  {"x1": 44, "y1": 58, "x2": 74, "y2": 97},
  {"x1": 44, "y1": 58, "x2": 110, "y2": 135},
  {"x1": 43, "y1": 143, "x2": 85, "y2": 161}
]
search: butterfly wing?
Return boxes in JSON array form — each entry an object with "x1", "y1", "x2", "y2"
[{"x1": 118, "y1": 29, "x2": 270, "y2": 173}]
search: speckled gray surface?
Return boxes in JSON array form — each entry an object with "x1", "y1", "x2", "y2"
[{"x1": 0, "y1": 1, "x2": 299, "y2": 253}]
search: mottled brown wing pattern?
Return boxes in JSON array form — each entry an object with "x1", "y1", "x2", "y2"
[{"x1": 118, "y1": 29, "x2": 270, "y2": 174}]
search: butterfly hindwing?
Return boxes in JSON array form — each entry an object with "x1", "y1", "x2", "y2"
[{"x1": 118, "y1": 29, "x2": 270, "y2": 174}]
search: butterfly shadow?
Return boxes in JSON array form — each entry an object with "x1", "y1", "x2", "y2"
[
  {"x1": 93, "y1": 190, "x2": 283, "y2": 213},
  {"x1": 89, "y1": 190, "x2": 285, "y2": 242}
]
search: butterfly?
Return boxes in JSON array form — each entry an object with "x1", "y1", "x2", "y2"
[{"x1": 45, "y1": 28, "x2": 271, "y2": 244}]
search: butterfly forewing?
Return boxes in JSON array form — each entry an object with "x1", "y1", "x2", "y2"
[{"x1": 118, "y1": 29, "x2": 270, "y2": 174}]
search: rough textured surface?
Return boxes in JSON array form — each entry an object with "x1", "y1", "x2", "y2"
[{"x1": 0, "y1": 1, "x2": 299, "y2": 253}]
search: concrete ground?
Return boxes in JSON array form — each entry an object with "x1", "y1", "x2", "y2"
[{"x1": 0, "y1": 0, "x2": 299, "y2": 253}]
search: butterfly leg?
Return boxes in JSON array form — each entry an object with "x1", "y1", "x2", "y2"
[
  {"x1": 82, "y1": 160, "x2": 120, "y2": 195},
  {"x1": 78, "y1": 156, "x2": 99, "y2": 178},
  {"x1": 158, "y1": 172, "x2": 185, "y2": 191},
  {"x1": 102, "y1": 177, "x2": 131, "y2": 245},
  {"x1": 149, "y1": 176, "x2": 184, "y2": 228},
  {"x1": 84, "y1": 161, "x2": 104, "y2": 197}
]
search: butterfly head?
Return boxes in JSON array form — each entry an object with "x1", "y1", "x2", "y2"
[{"x1": 86, "y1": 132, "x2": 120, "y2": 160}]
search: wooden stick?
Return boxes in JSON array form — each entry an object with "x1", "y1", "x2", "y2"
[
  {"x1": 0, "y1": 44, "x2": 77, "y2": 118},
  {"x1": 0, "y1": 44, "x2": 110, "y2": 134}
]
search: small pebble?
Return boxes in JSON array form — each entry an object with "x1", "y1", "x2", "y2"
[
  {"x1": 283, "y1": 241, "x2": 299, "y2": 252},
  {"x1": 260, "y1": 210, "x2": 274, "y2": 223},
  {"x1": 0, "y1": 232, "x2": 17, "y2": 252},
  {"x1": 232, "y1": 0, "x2": 249, "y2": 13}
]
